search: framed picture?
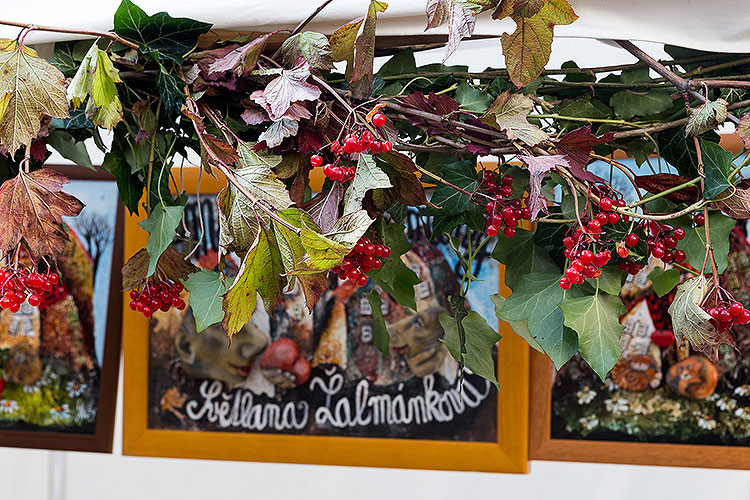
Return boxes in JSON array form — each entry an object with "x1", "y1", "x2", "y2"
[
  {"x1": 122, "y1": 169, "x2": 529, "y2": 473},
  {"x1": 0, "y1": 165, "x2": 123, "y2": 453},
  {"x1": 530, "y1": 225, "x2": 750, "y2": 470}
]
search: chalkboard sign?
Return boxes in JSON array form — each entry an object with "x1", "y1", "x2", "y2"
[{"x1": 122, "y1": 170, "x2": 528, "y2": 472}]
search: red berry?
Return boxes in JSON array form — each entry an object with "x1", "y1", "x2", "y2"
[
  {"x1": 372, "y1": 113, "x2": 386, "y2": 127},
  {"x1": 607, "y1": 212, "x2": 620, "y2": 225},
  {"x1": 48, "y1": 273, "x2": 59, "y2": 285},
  {"x1": 730, "y1": 302, "x2": 744, "y2": 319},
  {"x1": 487, "y1": 225, "x2": 499, "y2": 237},
  {"x1": 129, "y1": 290, "x2": 138, "y2": 299},
  {"x1": 665, "y1": 236, "x2": 678, "y2": 249},
  {"x1": 674, "y1": 250, "x2": 686, "y2": 263},
  {"x1": 694, "y1": 213, "x2": 705, "y2": 226},
  {"x1": 559, "y1": 277, "x2": 572, "y2": 289},
  {"x1": 371, "y1": 259, "x2": 382, "y2": 270},
  {"x1": 564, "y1": 268, "x2": 580, "y2": 281},
  {"x1": 356, "y1": 274, "x2": 368, "y2": 287},
  {"x1": 174, "y1": 281, "x2": 184, "y2": 292},
  {"x1": 579, "y1": 250, "x2": 594, "y2": 264},
  {"x1": 587, "y1": 220, "x2": 601, "y2": 233},
  {"x1": 381, "y1": 141, "x2": 393, "y2": 152},
  {"x1": 617, "y1": 243, "x2": 629, "y2": 258},
  {"x1": 651, "y1": 329, "x2": 675, "y2": 347},
  {"x1": 740, "y1": 310, "x2": 750, "y2": 325},
  {"x1": 624, "y1": 233, "x2": 639, "y2": 247},
  {"x1": 310, "y1": 155, "x2": 323, "y2": 167},
  {"x1": 651, "y1": 247, "x2": 665, "y2": 259},
  {"x1": 719, "y1": 309, "x2": 732, "y2": 323},
  {"x1": 673, "y1": 228, "x2": 685, "y2": 240},
  {"x1": 485, "y1": 201, "x2": 497, "y2": 213},
  {"x1": 599, "y1": 197, "x2": 613, "y2": 211},
  {"x1": 503, "y1": 226, "x2": 516, "y2": 238},
  {"x1": 381, "y1": 246, "x2": 391, "y2": 258},
  {"x1": 501, "y1": 175, "x2": 514, "y2": 186},
  {"x1": 596, "y1": 212, "x2": 609, "y2": 225},
  {"x1": 563, "y1": 236, "x2": 575, "y2": 248},
  {"x1": 172, "y1": 297, "x2": 186, "y2": 310}
]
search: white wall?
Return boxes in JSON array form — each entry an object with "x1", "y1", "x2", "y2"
[{"x1": 2, "y1": 37, "x2": 749, "y2": 500}]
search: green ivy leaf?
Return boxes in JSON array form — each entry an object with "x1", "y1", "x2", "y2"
[
  {"x1": 491, "y1": 294, "x2": 544, "y2": 353},
  {"x1": 440, "y1": 310, "x2": 500, "y2": 389},
  {"x1": 184, "y1": 269, "x2": 233, "y2": 332},
  {"x1": 610, "y1": 89, "x2": 673, "y2": 120},
  {"x1": 455, "y1": 80, "x2": 493, "y2": 112},
  {"x1": 343, "y1": 154, "x2": 392, "y2": 215},
  {"x1": 499, "y1": 273, "x2": 581, "y2": 369},
  {"x1": 113, "y1": 0, "x2": 212, "y2": 63},
  {"x1": 657, "y1": 128, "x2": 719, "y2": 178},
  {"x1": 367, "y1": 222, "x2": 420, "y2": 310},
  {"x1": 675, "y1": 210, "x2": 735, "y2": 273},
  {"x1": 279, "y1": 32, "x2": 334, "y2": 71},
  {"x1": 48, "y1": 130, "x2": 93, "y2": 170},
  {"x1": 365, "y1": 289, "x2": 390, "y2": 355},
  {"x1": 491, "y1": 228, "x2": 559, "y2": 290},
  {"x1": 138, "y1": 202, "x2": 185, "y2": 277},
  {"x1": 423, "y1": 160, "x2": 478, "y2": 216},
  {"x1": 100, "y1": 150, "x2": 142, "y2": 214},
  {"x1": 559, "y1": 292, "x2": 625, "y2": 380},
  {"x1": 648, "y1": 267, "x2": 681, "y2": 297},
  {"x1": 376, "y1": 49, "x2": 417, "y2": 77},
  {"x1": 586, "y1": 265, "x2": 623, "y2": 296},
  {"x1": 700, "y1": 139, "x2": 734, "y2": 200},
  {"x1": 155, "y1": 68, "x2": 186, "y2": 116},
  {"x1": 50, "y1": 40, "x2": 91, "y2": 78}
]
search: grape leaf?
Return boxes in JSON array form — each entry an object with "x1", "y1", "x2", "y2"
[
  {"x1": 258, "y1": 118, "x2": 299, "y2": 148},
  {"x1": 491, "y1": 228, "x2": 559, "y2": 290},
  {"x1": 343, "y1": 154, "x2": 393, "y2": 215},
  {"x1": 236, "y1": 142, "x2": 294, "y2": 210},
  {"x1": 674, "y1": 210, "x2": 735, "y2": 274},
  {"x1": 554, "y1": 125, "x2": 614, "y2": 184},
  {"x1": 207, "y1": 33, "x2": 271, "y2": 76},
  {"x1": 480, "y1": 91, "x2": 548, "y2": 146},
  {"x1": 519, "y1": 154, "x2": 569, "y2": 220},
  {"x1": 367, "y1": 221, "x2": 420, "y2": 310},
  {"x1": 67, "y1": 42, "x2": 123, "y2": 129},
  {"x1": 491, "y1": 293, "x2": 544, "y2": 353},
  {"x1": 222, "y1": 227, "x2": 284, "y2": 335},
  {"x1": 0, "y1": 40, "x2": 69, "y2": 154},
  {"x1": 299, "y1": 210, "x2": 372, "y2": 270},
  {"x1": 250, "y1": 61, "x2": 321, "y2": 121},
  {"x1": 139, "y1": 203, "x2": 185, "y2": 277},
  {"x1": 668, "y1": 274, "x2": 733, "y2": 362},
  {"x1": 559, "y1": 292, "x2": 625, "y2": 380},
  {"x1": 440, "y1": 310, "x2": 500, "y2": 388},
  {"x1": 279, "y1": 32, "x2": 334, "y2": 71},
  {"x1": 648, "y1": 267, "x2": 680, "y2": 297},
  {"x1": 113, "y1": 0, "x2": 212, "y2": 63},
  {"x1": 365, "y1": 289, "x2": 390, "y2": 355},
  {"x1": 499, "y1": 273, "x2": 581, "y2": 369},
  {"x1": 304, "y1": 182, "x2": 344, "y2": 232},
  {"x1": 0, "y1": 169, "x2": 83, "y2": 259},
  {"x1": 686, "y1": 98, "x2": 728, "y2": 136},
  {"x1": 184, "y1": 269, "x2": 233, "y2": 332},
  {"x1": 700, "y1": 139, "x2": 734, "y2": 200}
]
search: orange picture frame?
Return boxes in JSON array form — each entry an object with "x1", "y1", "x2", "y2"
[{"x1": 122, "y1": 167, "x2": 529, "y2": 473}]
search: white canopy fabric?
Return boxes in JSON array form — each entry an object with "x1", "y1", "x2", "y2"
[{"x1": 1, "y1": 0, "x2": 748, "y2": 53}]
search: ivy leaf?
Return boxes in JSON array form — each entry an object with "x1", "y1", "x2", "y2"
[
  {"x1": 499, "y1": 273, "x2": 580, "y2": 369},
  {"x1": 350, "y1": 1, "x2": 389, "y2": 98},
  {"x1": 491, "y1": 293, "x2": 544, "y2": 353},
  {"x1": 138, "y1": 203, "x2": 185, "y2": 277},
  {"x1": 657, "y1": 128, "x2": 719, "y2": 179},
  {"x1": 648, "y1": 267, "x2": 681, "y2": 297},
  {"x1": 560, "y1": 292, "x2": 625, "y2": 380},
  {"x1": 184, "y1": 269, "x2": 233, "y2": 332},
  {"x1": 222, "y1": 227, "x2": 284, "y2": 336},
  {"x1": 279, "y1": 32, "x2": 334, "y2": 71},
  {"x1": 48, "y1": 130, "x2": 93, "y2": 170},
  {"x1": 700, "y1": 139, "x2": 734, "y2": 200},
  {"x1": 236, "y1": 142, "x2": 294, "y2": 210},
  {"x1": 589, "y1": 265, "x2": 624, "y2": 296},
  {"x1": 258, "y1": 118, "x2": 299, "y2": 148},
  {"x1": 343, "y1": 154, "x2": 393, "y2": 214},
  {"x1": 0, "y1": 168, "x2": 83, "y2": 259},
  {"x1": 610, "y1": 89, "x2": 673, "y2": 120},
  {"x1": 480, "y1": 91, "x2": 548, "y2": 146},
  {"x1": 122, "y1": 247, "x2": 198, "y2": 291},
  {"x1": 250, "y1": 61, "x2": 321, "y2": 121},
  {"x1": 0, "y1": 40, "x2": 69, "y2": 154},
  {"x1": 365, "y1": 289, "x2": 390, "y2": 355},
  {"x1": 491, "y1": 228, "x2": 559, "y2": 290},
  {"x1": 100, "y1": 150, "x2": 142, "y2": 215},
  {"x1": 500, "y1": 0, "x2": 578, "y2": 87},
  {"x1": 207, "y1": 33, "x2": 271, "y2": 76},
  {"x1": 668, "y1": 274, "x2": 733, "y2": 362},
  {"x1": 67, "y1": 42, "x2": 123, "y2": 129},
  {"x1": 674, "y1": 210, "x2": 734, "y2": 274},
  {"x1": 50, "y1": 40, "x2": 90, "y2": 78},
  {"x1": 440, "y1": 310, "x2": 500, "y2": 389},
  {"x1": 425, "y1": 0, "x2": 497, "y2": 62},
  {"x1": 113, "y1": 0, "x2": 212, "y2": 63},
  {"x1": 686, "y1": 98, "x2": 728, "y2": 136},
  {"x1": 367, "y1": 222, "x2": 420, "y2": 310},
  {"x1": 519, "y1": 154, "x2": 569, "y2": 220},
  {"x1": 155, "y1": 68, "x2": 186, "y2": 116},
  {"x1": 424, "y1": 160, "x2": 478, "y2": 216},
  {"x1": 455, "y1": 80, "x2": 494, "y2": 112}
]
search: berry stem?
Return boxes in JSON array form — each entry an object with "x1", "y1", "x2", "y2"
[{"x1": 692, "y1": 136, "x2": 721, "y2": 291}]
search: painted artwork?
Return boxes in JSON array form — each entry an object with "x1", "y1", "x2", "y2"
[
  {"x1": 147, "y1": 198, "x2": 498, "y2": 441},
  {"x1": 551, "y1": 226, "x2": 750, "y2": 446},
  {"x1": 0, "y1": 179, "x2": 119, "y2": 434}
]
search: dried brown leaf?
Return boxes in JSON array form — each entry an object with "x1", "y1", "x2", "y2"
[
  {"x1": 122, "y1": 247, "x2": 198, "y2": 291},
  {"x1": 634, "y1": 173, "x2": 700, "y2": 203}
]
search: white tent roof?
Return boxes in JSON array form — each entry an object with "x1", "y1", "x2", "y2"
[{"x1": 2, "y1": 0, "x2": 749, "y2": 53}]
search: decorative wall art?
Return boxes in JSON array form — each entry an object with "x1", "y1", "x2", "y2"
[
  {"x1": 0, "y1": 166, "x2": 123, "y2": 452},
  {"x1": 123, "y1": 171, "x2": 528, "y2": 472}
]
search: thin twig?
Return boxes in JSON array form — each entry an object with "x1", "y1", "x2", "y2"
[{"x1": 0, "y1": 19, "x2": 139, "y2": 49}]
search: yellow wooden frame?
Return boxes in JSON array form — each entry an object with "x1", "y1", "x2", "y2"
[{"x1": 122, "y1": 167, "x2": 529, "y2": 472}]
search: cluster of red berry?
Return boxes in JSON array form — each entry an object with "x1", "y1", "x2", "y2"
[
  {"x1": 129, "y1": 280, "x2": 186, "y2": 318},
  {"x1": 309, "y1": 113, "x2": 393, "y2": 183},
  {"x1": 559, "y1": 238, "x2": 612, "y2": 289},
  {"x1": 0, "y1": 267, "x2": 61, "y2": 312},
  {"x1": 706, "y1": 301, "x2": 750, "y2": 331},
  {"x1": 480, "y1": 171, "x2": 530, "y2": 238},
  {"x1": 330, "y1": 237, "x2": 391, "y2": 287},
  {"x1": 640, "y1": 221, "x2": 687, "y2": 264}
]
